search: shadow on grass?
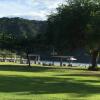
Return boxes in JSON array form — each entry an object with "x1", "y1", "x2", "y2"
[
  {"x1": 0, "y1": 75, "x2": 99, "y2": 97},
  {"x1": 0, "y1": 65, "x2": 55, "y2": 72},
  {"x1": 55, "y1": 73, "x2": 100, "y2": 77},
  {"x1": 0, "y1": 65, "x2": 87, "y2": 73}
]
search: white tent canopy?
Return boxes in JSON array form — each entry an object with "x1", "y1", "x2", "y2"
[{"x1": 69, "y1": 57, "x2": 77, "y2": 61}]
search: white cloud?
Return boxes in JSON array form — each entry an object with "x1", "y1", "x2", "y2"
[{"x1": 0, "y1": 0, "x2": 65, "y2": 20}]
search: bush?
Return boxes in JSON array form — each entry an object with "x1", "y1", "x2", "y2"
[{"x1": 88, "y1": 66, "x2": 99, "y2": 71}]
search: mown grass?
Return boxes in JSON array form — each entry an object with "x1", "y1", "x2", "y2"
[{"x1": 0, "y1": 63, "x2": 99, "y2": 100}]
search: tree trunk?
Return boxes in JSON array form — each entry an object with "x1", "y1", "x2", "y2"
[
  {"x1": 89, "y1": 49, "x2": 99, "y2": 70},
  {"x1": 60, "y1": 58, "x2": 63, "y2": 66},
  {"x1": 26, "y1": 52, "x2": 31, "y2": 67}
]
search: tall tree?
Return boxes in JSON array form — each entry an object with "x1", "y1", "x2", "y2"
[
  {"x1": 47, "y1": 0, "x2": 100, "y2": 70},
  {"x1": 86, "y1": 10, "x2": 100, "y2": 70},
  {"x1": 0, "y1": 17, "x2": 46, "y2": 67}
]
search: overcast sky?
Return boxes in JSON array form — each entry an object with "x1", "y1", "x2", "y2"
[{"x1": 0, "y1": 0, "x2": 66, "y2": 20}]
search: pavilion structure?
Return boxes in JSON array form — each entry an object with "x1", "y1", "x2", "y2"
[
  {"x1": 28, "y1": 54, "x2": 40, "y2": 64},
  {"x1": 52, "y1": 56, "x2": 77, "y2": 66}
]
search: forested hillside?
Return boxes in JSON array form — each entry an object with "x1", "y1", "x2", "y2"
[
  {"x1": 0, "y1": 17, "x2": 47, "y2": 51},
  {"x1": 0, "y1": 17, "x2": 46, "y2": 37}
]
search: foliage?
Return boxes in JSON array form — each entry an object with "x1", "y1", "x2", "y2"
[
  {"x1": 0, "y1": 17, "x2": 47, "y2": 66},
  {"x1": 0, "y1": 17, "x2": 46, "y2": 51},
  {"x1": 47, "y1": 0, "x2": 100, "y2": 68}
]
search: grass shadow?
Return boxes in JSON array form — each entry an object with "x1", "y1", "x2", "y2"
[
  {"x1": 0, "y1": 75, "x2": 99, "y2": 98},
  {"x1": 0, "y1": 65, "x2": 56, "y2": 72},
  {"x1": 55, "y1": 73, "x2": 100, "y2": 77},
  {"x1": 0, "y1": 64, "x2": 88, "y2": 73}
]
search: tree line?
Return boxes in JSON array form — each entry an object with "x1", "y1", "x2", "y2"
[{"x1": 0, "y1": 17, "x2": 47, "y2": 66}]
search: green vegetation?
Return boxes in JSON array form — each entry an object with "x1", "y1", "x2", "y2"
[
  {"x1": 0, "y1": 17, "x2": 47, "y2": 66},
  {"x1": 47, "y1": 0, "x2": 100, "y2": 70},
  {"x1": 0, "y1": 64, "x2": 99, "y2": 100},
  {"x1": 0, "y1": 0, "x2": 99, "y2": 99}
]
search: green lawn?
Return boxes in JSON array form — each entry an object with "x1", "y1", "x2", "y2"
[{"x1": 0, "y1": 63, "x2": 99, "y2": 100}]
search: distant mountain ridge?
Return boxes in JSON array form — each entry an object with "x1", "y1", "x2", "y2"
[{"x1": 0, "y1": 17, "x2": 47, "y2": 37}]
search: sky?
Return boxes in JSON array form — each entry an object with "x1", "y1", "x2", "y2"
[{"x1": 0, "y1": 0, "x2": 66, "y2": 20}]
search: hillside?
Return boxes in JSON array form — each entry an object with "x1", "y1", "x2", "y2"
[{"x1": 0, "y1": 17, "x2": 47, "y2": 37}]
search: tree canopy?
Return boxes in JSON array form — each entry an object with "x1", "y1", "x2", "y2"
[
  {"x1": 47, "y1": 0, "x2": 100, "y2": 70},
  {"x1": 0, "y1": 17, "x2": 47, "y2": 66}
]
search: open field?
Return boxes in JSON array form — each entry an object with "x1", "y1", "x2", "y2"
[{"x1": 0, "y1": 63, "x2": 99, "y2": 100}]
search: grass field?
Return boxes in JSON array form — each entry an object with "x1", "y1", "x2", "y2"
[{"x1": 0, "y1": 63, "x2": 99, "y2": 100}]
